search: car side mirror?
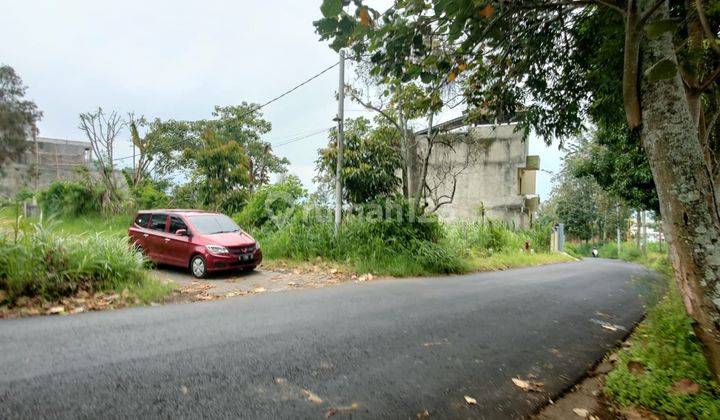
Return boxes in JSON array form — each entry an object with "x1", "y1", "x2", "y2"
[{"x1": 175, "y1": 229, "x2": 188, "y2": 236}]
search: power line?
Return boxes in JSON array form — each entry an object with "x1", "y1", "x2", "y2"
[
  {"x1": 273, "y1": 126, "x2": 333, "y2": 148},
  {"x1": 112, "y1": 62, "x2": 339, "y2": 162},
  {"x1": 234, "y1": 62, "x2": 339, "y2": 121}
]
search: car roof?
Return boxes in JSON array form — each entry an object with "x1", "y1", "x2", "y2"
[{"x1": 136, "y1": 209, "x2": 221, "y2": 216}]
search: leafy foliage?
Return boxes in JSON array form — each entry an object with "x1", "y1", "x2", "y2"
[
  {"x1": 545, "y1": 137, "x2": 632, "y2": 241},
  {"x1": 0, "y1": 65, "x2": 42, "y2": 172},
  {"x1": 234, "y1": 175, "x2": 306, "y2": 229},
  {"x1": 182, "y1": 130, "x2": 251, "y2": 213},
  {"x1": 316, "y1": 117, "x2": 403, "y2": 205},
  {"x1": 198, "y1": 104, "x2": 288, "y2": 190},
  {"x1": 38, "y1": 181, "x2": 104, "y2": 217}
]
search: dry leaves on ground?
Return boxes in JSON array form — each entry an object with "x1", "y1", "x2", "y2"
[
  {"x1": 512, "y1": 377, "x2": 544, "y2": 392},
  {"x1": 301, "y1": 389, "x2": 323, "y2": 404},
  {"x1": 572, "y1": 407, "x2": 590, "y2": 417},
  {"x1": 464, "y1": 395, "x2": 477, "y2": 405},
  {"x1": 627, "y1": 360, "x2": 646, "y2": 377},
  {"x1": 670, "y1": 378, "x2": 700, "y2": 395}
]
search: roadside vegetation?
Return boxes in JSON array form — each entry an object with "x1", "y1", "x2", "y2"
[
  {"x1": 0, "y1": 216, "x2": 171, "y2": 311},
  {"x1": 589, "y1": 248, "x2": 720, "y2": 418}
]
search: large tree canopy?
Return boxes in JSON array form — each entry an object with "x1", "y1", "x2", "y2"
[{"x1": 0, "y1": 65, "x2": 42, "y2": 173}]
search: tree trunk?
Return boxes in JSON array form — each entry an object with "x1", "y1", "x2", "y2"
[{"x1": 639, "y1": 0, "x2": 720, "y2": 382}]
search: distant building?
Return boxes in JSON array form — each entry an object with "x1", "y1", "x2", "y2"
[
  {"x1": 415, "y1": 118, "x2": 539, "y2": 227},
  {"x1": 0, "y1": 137, "x2": 92, "y2": 198}
]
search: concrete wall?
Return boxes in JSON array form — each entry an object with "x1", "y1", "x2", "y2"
[
  {"x1": 0, "y1": 137, "x2": 92, "y2": 198},
  {"x1": 420, "y1": 123, "x2": 538, "y2": 227}
]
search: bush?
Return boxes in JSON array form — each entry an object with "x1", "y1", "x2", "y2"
[
  {"x1": 253, "y1": 198, "x2": 466, "y2": 275},
  {"x1": 131, "y1": 183, "x2": 169, "y2": 210},
  {"x1": 38, "y1": 181, "x2": 103, "y2": 216},
  {"x1": 234, "y1": 176, "x2": 306, "y2": 229},
  {"x1": 0, "y1": 224, "x2": 147, "y2": 305}
]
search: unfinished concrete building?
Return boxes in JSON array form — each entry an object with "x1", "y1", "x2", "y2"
[
  {"x1": 0, "y1": 137, "x2": 92, "y2": 198},
  {"x1": 416, "y1": 118, "x2": 539, "y2": 227}
]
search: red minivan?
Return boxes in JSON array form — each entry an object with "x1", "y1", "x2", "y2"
[{"x1": 128, "y1": 209, "x2": 262, "y2": 278}]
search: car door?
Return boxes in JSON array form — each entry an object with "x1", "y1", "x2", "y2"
[
  {"x1": 164, "y1": 215, "x2": 192, "y2": 267},
  {"x1": 146, "y1": 213, "x2": 169, "y2": 263},
  {"x1": 129, "y1": 213, "x2": 151, "y2": 249}
]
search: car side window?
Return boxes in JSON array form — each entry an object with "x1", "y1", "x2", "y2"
[
  {"x1": 134, "y1": 214, "x2": 150, "y2": 228},
  {"x1": 150, "y1": 214, "x2": 167, "y2": 232},
  {"x1": 169, "y1": 216, "x2": 187, "y2": 235}
]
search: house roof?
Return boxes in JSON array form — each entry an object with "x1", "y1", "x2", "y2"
[{"x1": 414, "y1": 114, "x2": 517, "y2": 135}]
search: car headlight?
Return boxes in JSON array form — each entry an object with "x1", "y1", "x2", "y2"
[{"x1": 205, "y1": 245, "x2": 230, "y2": 255}]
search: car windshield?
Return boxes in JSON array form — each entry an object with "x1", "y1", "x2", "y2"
[{"x1": 186, "y1": 214, "x2": 241, "y2": 235}]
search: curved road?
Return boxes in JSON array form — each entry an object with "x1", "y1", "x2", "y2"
[{"x1": 0, "y1": 259, "x2": 660, "y2": 419}]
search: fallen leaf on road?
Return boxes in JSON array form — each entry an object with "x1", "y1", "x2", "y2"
[
  {"x1": 573, "y1": 408, "x2": 589, "y2": 417},
  {"x1": 464, "y1": 395, "x2": 477, "y2": 405},
  {"x1": 512, "y1": 378, "x2": 544, "y2": 392},
  {"x1": 325, "y1": 403, "x2": 359, "y2": 417},
  {"x1": 602, "y1": 324, "x2": 618, "y2": 331},
  {"x1": 590, "y1": 318, "x2": 627, "y2": 332},
  {"x1": 302, "y1": 389, "x2": 323, "y2": 404},
  {"x1": 180, "y1": 385, "x2": 188, "y2": 395},
  {"x1": 417, "y1": 409, "x2": 430, "y2": 418},
  {"x1": 670, "y1": 378, "x2": 700, "y2": 395},
  {"x1": 627, "y1": 360, "x2": 646, "y2": 376}
]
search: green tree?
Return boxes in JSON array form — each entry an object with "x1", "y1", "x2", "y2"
[
  {"x1": 315, "y1": 0, "x2": 720, "y2": 381},
  {"x1": 199, "y1": 104, "x2": 288, "y2": 191},
  {"x1": 182, "y1": 130, "x2": 250, "y2": 213},
  {"x1": 127, "y1": 115, "x2": 193, "y2": 187},
  {"x1": 316, "y1": 117, "x2": 403, "y2": 205},
  {"x1": 548, "y1": 138, "x2": 632, "y2": 242},
  {"x1": 0, "y1": 65, "x2": 42, "y2": 173}
]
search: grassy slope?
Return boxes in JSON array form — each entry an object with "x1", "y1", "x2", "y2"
[
  {"x1": 603, "y1": 251, "x2": 720, "y2": 418},
  {"x1": 0, "y1": 210, "x2": 171, "y2": 307}
]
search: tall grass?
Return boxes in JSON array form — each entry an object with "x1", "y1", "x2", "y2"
[
  {"x1": 250, "y1": 203, "x2": 558, "y2": 276},
  {"x1": 252, "y1": 205, "x2": 469, "y2": 276},
  {"x1": 0, "y1": 223, "x2": 157, "y2": 305}
]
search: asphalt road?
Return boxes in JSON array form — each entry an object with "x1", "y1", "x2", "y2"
[{"x1": 0, "y1": 259, "x2": 661, "y2": 419}]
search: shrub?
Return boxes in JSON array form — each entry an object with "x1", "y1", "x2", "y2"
[
  {"x1": 0, "y1": 224, "x2": 147, "y2": 304},
  {"x1": 234, "y1": 176, "x2": 306, "y2": 229},
  {"x1": 38, "y1": 181, "x2": 103, "y2": 216},
  {"x1": 131, "y1": 183, "x2": 169, "y2": 210},
  {"x1": 253, "y1": 198, "x2": 465, "y2": 275}
]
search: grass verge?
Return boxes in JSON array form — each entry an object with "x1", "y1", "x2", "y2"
[
  {"x1": 603, "y1": 252, "x2": 720, "y2": 418},
  {"x1": 0, "y1": 222, "x2": 171, "y2": 310}
]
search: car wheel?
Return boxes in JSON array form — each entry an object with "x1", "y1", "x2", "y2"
[{"x1": 190, "y1": 255, "x2": 207, "y2": 279}]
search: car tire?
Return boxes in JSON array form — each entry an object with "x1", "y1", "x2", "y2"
[{"x1": 190, "y1": 255, "x2": 207, "y2": 279}]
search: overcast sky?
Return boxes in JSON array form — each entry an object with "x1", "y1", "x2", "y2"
[{"x1": 1, "y1": 0, "x2": 564, "y2": 198}]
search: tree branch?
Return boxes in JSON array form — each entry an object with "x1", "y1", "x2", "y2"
[
  {"x1": 696, "y1": 0, "x2": 720, "y2": 56},
  {"x1": 638, "y1": 0, "x2": 665, "y2": 27},
  {"x1": 699, "y1": 63, "x2": 720, "y2": 92}
]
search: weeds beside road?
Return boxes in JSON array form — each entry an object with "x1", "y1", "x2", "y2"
[{"x1": 560, "y1": 244, "x2": 720, "y2": 418}]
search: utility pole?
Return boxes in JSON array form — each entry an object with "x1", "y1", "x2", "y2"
[{"x1": 334, "y1": 50, "x2": 345, "y2": 236}]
